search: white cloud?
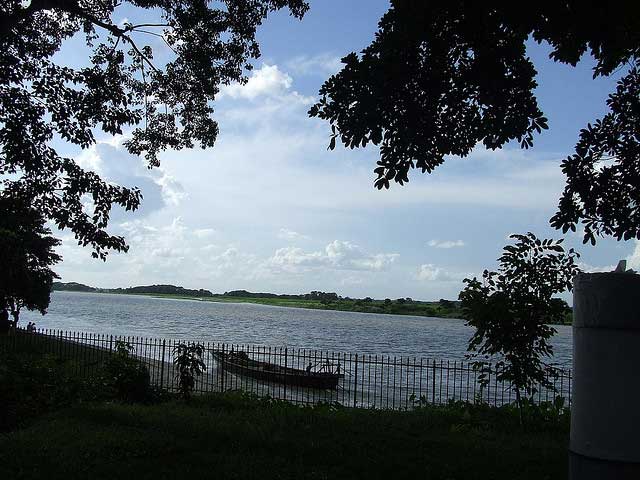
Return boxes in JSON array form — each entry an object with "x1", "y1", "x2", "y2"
[
  {"x1": 277, "y1": 228, "x2": 309, "y2": 241},
  {"x1": 325, "y1": 240, "x2": 399, "y2": 271},
  {"x1": 285, "y1": 53, "x2": 342, "y2": 76},
  {"x1": 221, "y1": 64, "x2": 292, "y2": 100},
  {"x1": 416, "y1": 264, "x2": 460, "y2": 282},
  {"x1": 340, "y1": 276, "x2": 364, "y2": 286},
  {"x1": 267, "y1": 240, "x2": 398, "y2": 274},
  {"x1": 193, "y1": 228, "x2": 216, "y2": 239},
  {"x1": 576, "y1": 261, "x2": 616, "y2": 273},
  {"x1": 73, "y1": 137, "x2": 185, "y2": 217},
  {"x1": 428, "y1": 239, "x2": 465, "y2": 249},
  {"x1": 54, "y1": 218, "x2": 261, "y2": 288},
  {"x1": 268, "y1": 246, "x2": 325, "y2": 272},
  {"x1": 626, "y1": 241, "x2": 640, "y2": 270},
  {"x1": 50, "y1": 54, "x2": 630, "y2": 302}
]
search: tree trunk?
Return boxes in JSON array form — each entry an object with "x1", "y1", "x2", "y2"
[
  {"x1": 515, "y1": 387, "x2": 524, "y2": 427},
  {"x1": 9, "y1": 301, "x2": 20, "y2": 328}
]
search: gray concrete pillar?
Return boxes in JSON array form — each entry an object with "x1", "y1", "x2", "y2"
[{"x1": 570, "y1": 271, "x2": 640, "y2": 479}]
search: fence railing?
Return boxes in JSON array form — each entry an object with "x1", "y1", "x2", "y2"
[{"x1": 1, "y1": 328, "x2": 572, "y2": 409}]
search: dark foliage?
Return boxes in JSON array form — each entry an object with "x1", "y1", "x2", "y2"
[
  {"x1": 51, "y1": 281, "x2": 96, "y2": 292},
  {"x1": 52, "y1": 282, "x2": 215, "y2": 297},
  {"x1": 310, "y1": 1, "x2": 640, "y2": 244},
  {"x1": 101, "y1": 340, "x2": 152, "y2": 403},
  {"x1": 0, "y1": 196, "x2": 61, "y2": 323},
  {"x1": 109, "y1": 284, "x2": 214, "y2": 297},
  {"x1": 410, "y1": 397, "x2": 570, "y2": 434},
  {"x1": 1, "y1": 0, "x2": 308, "y2": 259},
  {"x1": 173, "y1": 342, "x2": 206, "y2": 399},
  {"x1": 0, "y1": 336, "x2": 159, "y2": 431},
  {"x1": 0, "y1": 351, "x2": 86, "y2": 431},
  {"x1": 551, "y1": 67, "x2": 640, "y2": 243},
  {"x1": 459, "y1": 233, "x2": 580, "y2": 412}
]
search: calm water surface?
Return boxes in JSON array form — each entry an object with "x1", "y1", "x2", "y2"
[{"x1": 22, "y1": 291, "x2": 573, "y2": 366}]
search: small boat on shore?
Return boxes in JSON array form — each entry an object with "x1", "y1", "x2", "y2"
[{"x1": 212, "y1": 350, "x2": 344, "y2": 390}]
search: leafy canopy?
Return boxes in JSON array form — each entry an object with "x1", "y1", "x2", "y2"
[
  {"x1": 1, "y1": 0, "x2": 308, "y2": 259},
  {"x1": 0, "y1": 196, "x2": 62, "y2": 319},
  {"x1": 459, "y1": 233, "x2": 580, "y2": 401},
  {"x1": 310, "y1": 1, "x2": 640, "y2": 244}
]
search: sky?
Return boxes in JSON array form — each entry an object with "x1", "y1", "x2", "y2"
[{"x1": 49, "y1": 0, "x2": 640, "y2": 301}]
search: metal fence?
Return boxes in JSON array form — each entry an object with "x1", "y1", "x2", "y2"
[{"x1": 2, "y1": 328, "x2": 572, "y2": 409}]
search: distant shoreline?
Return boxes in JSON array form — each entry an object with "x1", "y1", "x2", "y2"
[
  {"x1": 53, "y1": 288, "x2": 466, "y2": 319},
  {"x1": 51, "y1": 288, "x2": 573, "y2": 325}
]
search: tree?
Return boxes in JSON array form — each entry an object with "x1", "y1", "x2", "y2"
[
  {"x1": 310, "y1": 1, "x2": 640, "y2": 244},
  {"x1": 173, "y1": 342, "x2": 206, "y2": 400},
  {"x1": 439, "y1": 299, "x2": 453, "y2": 309},
  {"x1": 0, "y1": 196, "x2": 62, "y2": 324},
  {"x1": 1, "y1": 0, "x2": 308, "y2": 259},
  {"x1": 458, "y1": 233, "x2": 580, "y2": 416}
]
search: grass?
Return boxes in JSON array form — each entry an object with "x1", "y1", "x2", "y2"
[
  {"x1": 1, "y1": 332, "x2": 569, "y2": 479},
  {"x1": 130, "y1": 293, "x2": 468, "y2": 319},
  {"x1": 0, "y1": 394, "x2": 568, "y2": 480}
]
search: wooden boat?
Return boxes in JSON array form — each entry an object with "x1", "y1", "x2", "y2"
[{"x1": 212, "y1": 350, "x2": 344, "y2": 390}]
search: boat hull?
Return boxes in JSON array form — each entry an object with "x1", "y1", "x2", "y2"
[{"x1": 212, "y1": 352, "x2": 342, "y2": 390}]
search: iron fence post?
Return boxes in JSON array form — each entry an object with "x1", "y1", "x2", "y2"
[
  {"x1": 353, "y1": 353, "x2": 358, "y2": 408},
  {"x1": 1, "y1": 324, "x2": 576, "y2": 411},
  {"x1": 432, "y1": 360, "x2": 436, "y2": 404},
  {"x1": 160, "y1": 339, "x2": 166, "y2": 390},
  {"x1": 221, "y1": 343, "x2": 226, "y2": 392},
  {"x1": 283, "y1": 347, "x2": 288, "y2": 399}
]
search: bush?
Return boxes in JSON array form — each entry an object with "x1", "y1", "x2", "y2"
[
  {"x1": 100, "y1": 341, "x2": 152, "y2": 403},
  {"x1": 0, "y1": 352, "x2": 87, "y2": 431},
  {"x1": 408, "y1": 395, "x2": 570, "y2": 433},
  {"x1": 173, "y1": 342, "x2": 206, "y2": 400}
]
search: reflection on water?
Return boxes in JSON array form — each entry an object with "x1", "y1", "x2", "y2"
[{"x1": 22, "y1": 291, "x2": 573, "y2": 366}]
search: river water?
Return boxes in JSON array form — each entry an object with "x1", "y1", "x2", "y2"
[{"x1": 21, "y1": 291, "x2": 573, "y2": 366}]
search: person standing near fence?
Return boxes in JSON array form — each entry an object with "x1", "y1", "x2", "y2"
[{"x1": 0, "y1": 307, "x2": 9, "y2": 334}]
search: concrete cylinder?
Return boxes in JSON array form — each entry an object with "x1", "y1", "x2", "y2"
[{"x1": 570, "y1": 272, "x2": 640, "y2": 479}]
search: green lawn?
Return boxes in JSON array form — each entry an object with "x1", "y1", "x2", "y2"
[
  {"x1": 136, "y1": 293, "x2": 467, "y2": 319},
  {"x1": 0, "y1": 394, "x2": 567, "y2": 480},
  {"x1": 1, "y1": 332, "x2": 569, "y2": 479}
]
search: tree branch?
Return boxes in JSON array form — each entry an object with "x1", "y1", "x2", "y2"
[
  {"x1": 1, "y1": 0, "x2": 76, "y2": 35},
  {"x1": 2, "y1": 0, "x2": 160, "y2": 73}
]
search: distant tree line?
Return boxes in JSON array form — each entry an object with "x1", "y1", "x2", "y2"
[
  {"x1": 110, "y1": 285, "x2": 215, "y2": 297},
  {"x1": 51, "y1": 282, "x2": 96, "y2": 293},
  {"x1": 53, "y1": 284, "x2": 466, "y2": 309},
  {"x1": 223, "y1": 290, "x2": 342, "y2": 303},
  {"x1": 53, "y1": 282, "x2": 214, "y2": 298}
]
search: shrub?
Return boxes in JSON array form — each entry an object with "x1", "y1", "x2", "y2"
[
  {"x1": 0, "y1": 352, "x2": 86, "y2": 431},
  {"x1": 408, "y1": 396, "x2": 570, "y2": 433},
  {"x1": 101, "y1": 341, "x2": 151, "y2": 403},
  {"x1": 459, "y1": 232, "x2": 580, "y2": 422},
  {"x1": 173, "y1": 343, "x2": 206, "y2": 400}
]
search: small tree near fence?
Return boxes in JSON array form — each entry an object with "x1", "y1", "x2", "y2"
[
  {"x1": 103, "y1": 340, "x2": 151, "y2": 403},
  {"x1": 173, "y1": 343, "x2": 207, "y2": 400},
  {"x1": 459, "y1": 232, "x2": 580, "y2": 422}
]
